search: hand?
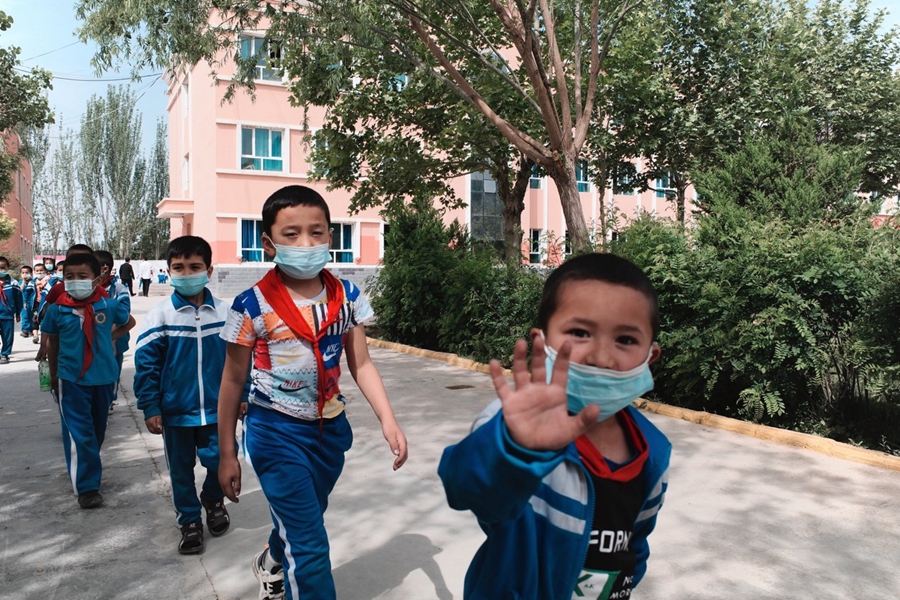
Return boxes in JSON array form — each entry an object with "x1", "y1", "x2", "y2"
[
  {"x1": 50, "y1": 378, "x2": 59, "y2": 395},
  {"x1": 381, "y1": 420, "x2": 408, "y2": 471},
  {"x1": 219, "y1": 456, "x2": 242, "y2": 503},
  {"x1": 239, "y1": 402, "x2": 248, "y2": 418},
  {"x1": 145, "y1": 416, "x2": 163, "y2": 434},
  {"x1": 491, "y1": 337, "x2": 599, "y2": 452},
  {"x1": 34, "y1": 348, "x2": 46, "y2": 361}
]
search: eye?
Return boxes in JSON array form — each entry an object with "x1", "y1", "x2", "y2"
[
  {"x1": 567, "y1": 328, "x2": 590, "y2": 339},
  {"x1": 617, "y1": 335, "x2": 639, "y2": 345}
]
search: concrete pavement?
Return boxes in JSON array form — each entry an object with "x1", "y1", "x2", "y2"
[{"x1": 2, "y1": 293, "x2": 900, "y2": 599}]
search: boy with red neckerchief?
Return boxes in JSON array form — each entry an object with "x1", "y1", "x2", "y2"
[
  {"x1": 218, "y1": 185, "x2": 408, "y2": 600},
  {"x1": 40, "y1": 253, "x2": 134, "y2": 509}
]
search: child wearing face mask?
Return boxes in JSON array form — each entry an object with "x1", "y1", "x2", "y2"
[
  {"x1": 134, "y1": 236, "x2": 240, "y2": 555},
  {"x1": 217, "y1": 185, "x2": 408, "y2": 600},
  {"x1": 439, "y1": 253, "x2": 672, "y2": 600},
  {"x1": 39, "y1": 253, "x2": 134, "y2": 508},
  {"x1": 0, "y1": 256, "x2": 23, "y2": 364},
  {"x1": 94, "y1": 250, "x2": 134, "y2": 412},
  {"x1": 19, "y1": 265, "x2": 36, "y2": 339}
]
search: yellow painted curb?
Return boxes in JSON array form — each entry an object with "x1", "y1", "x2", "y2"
[{"x1": 367, "y1": 337, "x2": 900, "y2": 473}]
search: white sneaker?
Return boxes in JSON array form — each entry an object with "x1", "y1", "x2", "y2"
[{"x1": 251, "y1": 548, "x2": 285, "y2": 600}]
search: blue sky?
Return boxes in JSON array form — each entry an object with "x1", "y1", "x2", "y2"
[{"x1": 4, "y1": 0, "x2": 900, "y2": 153}]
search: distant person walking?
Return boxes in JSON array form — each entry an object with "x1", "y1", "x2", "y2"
[
  {"x1": 139, "y1": 260, "x2": 153, "y2": 297},
  {"x1": 118, "y1": 257, "x2": 136, "y2": 297}
]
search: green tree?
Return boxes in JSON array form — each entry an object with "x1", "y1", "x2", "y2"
[
  {"x1": 77, "y1": 85, "x2": 146, "y2": 255},
  {"x1": 134, "y1": 119, "x2": 170, "y2": 259},
  {"x1": 0, "y1": 10, "x2": 53, "y2": 198},
  {"x1": 77, "y1": 0, "x2": 649, "y2": 252}
]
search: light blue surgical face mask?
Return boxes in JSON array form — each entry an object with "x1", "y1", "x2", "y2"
[
  {"x1": 272, "y1": 242, "x2": 331, "y2": 280},
  {"x1": 0, "y1": 270, "x2": 8, "y2": 278},
  {"x1": 170, "y1": 272, "x2": 209, "y2": 298},
  {"x1": 543, "y1": 336, "x2": 655, "y2": 421},
  {"x1": 65, "y1": 279, "x2": 96, "y2": 300}
]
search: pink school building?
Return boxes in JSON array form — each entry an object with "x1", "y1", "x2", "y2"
[{"x1": 159, "y1": 34, "x2": 690, "y2": 295}]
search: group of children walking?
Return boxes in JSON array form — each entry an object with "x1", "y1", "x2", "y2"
[
  {"x1": 21, "y1": 184, "x2": 671, "y2": 600},
  {"x1": 0, "y1": 256, "x2": 61, "y2": 362}
]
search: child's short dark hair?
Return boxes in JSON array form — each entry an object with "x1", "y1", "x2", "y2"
[
  {"x1": 261, "y1": 185, "x2": 331, "y2": 235},
  {"x1": 20, "y1": 265, "x2": 33, "y2": 273},
  {"x1": 167, "y1": 235, "x2": 212, "y2": 268},
  {"x1": 34, "y1": 263, "x2": 44, "y2": 270},
  {"x1": 537, "y1": 253, "x2": 660, "y2": 340},
  {"x1": 63, "y1": 254, "x2": 101, "y2": 277},
  {"x1": 93, "y1": 250, "x2": 114, "y2": 270},
  {"x1": 55, "y1": 260, "x2": 65, "y2": 271},
  {"x1": 0, "y1": 256, "x2": 9, "y2": 268},
  {"x1": 66, "y1": 244, "x2": 94, "y2": 256},
  {"x1": 43, "y1": 257, "x2": 56, "y2": 266}
]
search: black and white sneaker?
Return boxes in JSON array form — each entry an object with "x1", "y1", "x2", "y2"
[{"x1": 251, "y1": 548, "x2": 284, "y2": 600}]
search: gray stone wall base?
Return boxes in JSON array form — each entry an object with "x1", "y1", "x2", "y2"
[{"x1": 211, "y1": 264, "x2": 382, "y2": 299}]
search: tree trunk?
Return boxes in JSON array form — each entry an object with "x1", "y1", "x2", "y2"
[
  {"x1": 550, "y1": 163, "x2": 591, "y2": 253},
  {"x1": 676, "y1": 179, "x2": 688, "y2": 223},
  {"x1": 495, "y1": 155, "x2": 532, "y2": 261}
]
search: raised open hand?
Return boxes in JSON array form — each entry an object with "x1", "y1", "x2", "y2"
[{"x1": 490, "y1": 337, "x2": 599, "y2": 452}]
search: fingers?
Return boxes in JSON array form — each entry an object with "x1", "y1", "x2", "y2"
[
  {"x1": 511, "y1": 338, "x2": 530, "y2": 390},
  {"x1": 549, "y1": 341, "x2": 571, "y2": 391},
  {"x1": 530, "y1": 335, "x2": 547, "y2": 386},
  {"x1": 572, "y1": 404, "x2": 601, "y2": 435},
  {"x1": 490, "y1": 359, "x2": 511, "y2": 400},
  {"x1": 392, "y1": 432, "x2": 409, "y2": 470}
]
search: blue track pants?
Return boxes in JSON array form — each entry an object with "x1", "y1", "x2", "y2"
[
  {"x1": 163, "y1": 424, "x2": 226, "y2": 526},
  {"x1": 58, "y1": 380, "x2": 115, "y2": 494},
  {"x1": 0, "y1": 319, "x2": 12, "y2": 356},
  {"x1": 244, "y1": 406, "x2": 353, "y2": 600}
]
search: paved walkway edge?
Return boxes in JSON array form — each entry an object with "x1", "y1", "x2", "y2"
[{"x1": 366, "y1": 336, "x2": 900, "y2": 473}]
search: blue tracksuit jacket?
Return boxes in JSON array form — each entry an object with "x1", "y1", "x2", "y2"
[
  {"x1": 133, "y1": 289, "x2": 228, "y2": 427},
  {"x1": 0, "y1": 275, "x2": 23, "y2": 320},
  {"x1": 438, "y1": 401, "x2": 671, "y2": 600}
]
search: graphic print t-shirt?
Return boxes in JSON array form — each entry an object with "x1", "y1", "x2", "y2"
[
  {"x1": 572, "y1": 413, "x2": 648, "y2": 600},
  {"x1": 220, "y1": 277, "x2": 373, "y2": 420}
]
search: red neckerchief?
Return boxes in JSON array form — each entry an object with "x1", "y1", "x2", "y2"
[
  {"x1": 576, "y1": 410, "x2": 649, "y2": 481},
  {"x1": 255, "y1": 267, "x2": 345, "y2": 418},
  {"x1": 56, "y1": 286, "x2": 109, "y2": 380},
  {"x1": 0, "y1": 276, "x2": 8, "y2": 304}
]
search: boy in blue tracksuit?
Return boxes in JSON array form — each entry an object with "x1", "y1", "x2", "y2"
[
  {"x1": 95, "y1": 250, "x2": 132, "y2": 411},
  {"x1": 134, "y1": 236, "x2": 235, "y2": 555},
  {"x1": 40, "y1": 253, "x2": 134, "y2": 508},
  {"x1": 19, "y1": 265, "x2": 36, "y2": 338},
  {"x1": 0, "y1": 256, "x2": 23, "y2": 364},
  {"x1": 439, "y1": 253, "x2": 672, "y2": 600}
]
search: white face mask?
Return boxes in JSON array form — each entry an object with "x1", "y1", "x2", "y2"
[
  {"x1": 272, "y1": 242, "x2": 331, "y2": 280},
  {"x1": 65, "y1": 279, "x2": 96, "y2": 300},
  {"x1": 543, "y1": 335, "x2": 655, "y2": 421}
]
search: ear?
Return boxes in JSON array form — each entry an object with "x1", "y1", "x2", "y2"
[
  {"x1": 261, "y1": 233, "x2": 276, "y2": 259},
  {"x1": 207, "y1": 265, "x2": 214, "y2": 277},
  {"x1": 648, "y1": 343, "x2": 662, "y2": 365},
  {"x1": 529, "y1": 327, "x2": 542, "y2": 342}
]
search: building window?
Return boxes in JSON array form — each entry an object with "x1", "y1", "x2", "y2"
[
  {"x1": 470, "y1": 171, "x2": 503, "y2": 244},
  {"x1": 613, "y1": 172, "x2": 636, "y2": 196},
  {"x1": 241, "y1": 127, "x2": 283, "y2": 172},
  {"x1": 530, "y1": 164, "x2": 542, "y2": 189},
  {"x1": 576, "y1": 160, "x2": 590, "y2": 193},
  {"x1": 240, "y1": 219, "x2": 265, "y2": 262},
  {"x1": 239, "y1": 35, "x2": 282, "y2": 82},
  {"x1": 655, "y1": 172, "x2": 676, "y2": 198},
  {"x1": 529, "y1": 229, "x2": 542, "y2": 264},
  {"x1": 330, "y1": 223, "x2": 354, "y2": 263}
]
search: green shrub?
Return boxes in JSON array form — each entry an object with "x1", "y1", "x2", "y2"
[{"x1": 369, "y1": 203, "x2": 466, "y2": 350}]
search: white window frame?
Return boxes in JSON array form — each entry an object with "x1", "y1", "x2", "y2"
[
  {"x1": 576, "y1": 160, "x2": 590, "y2": 193},
  {"x1": 529, "y1": 229, "x2": 542, "y2": 264},
  {"x1": 330, "y1": 222, "x2": 355, "y2": 264},
  {"x1": 240, "y1": 126, "x2": 285, "y2": 173},
  {"x1": 239, "y1": 34, "x2": 283, "y2": 82}
]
